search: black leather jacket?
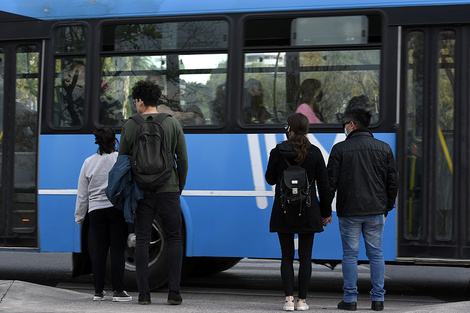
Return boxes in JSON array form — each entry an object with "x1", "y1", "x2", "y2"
[{"x1": 327, "y1": 129, "x2": 398, "y2": 217}]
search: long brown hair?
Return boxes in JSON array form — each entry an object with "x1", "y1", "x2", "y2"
[
  {"x1": 94, "y1": 127, "x2": 117, "y2": 155},
  {"x1": 286, "y1": 113, "x2": 310, "y2": 164}
]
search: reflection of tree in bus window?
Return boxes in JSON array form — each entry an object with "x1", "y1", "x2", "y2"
[
  {"x1": 295, "y1": 79, "x2": 324, "y2": 123},
  {"x1": 243, "y1": 78, "x2": 272, "y2": 124},
  {"x1": 61, "y1": 62, "x2": 85, "y2": 126},
  {"x1": 146, "y1": 72, "x2": 183, "y2": 112},
  {"x1": 99, "y1": 80, "x2": 124, "y2": 126},
  {"x1": 145, "y1": 72, "x2": 205, "y2": 126}
]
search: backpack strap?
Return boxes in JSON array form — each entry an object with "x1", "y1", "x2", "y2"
[
  {"x1": 153, "y1": 113, "x2": 169, "y2": 124},
  {"x1": 129, "y1": 113, "x2": 145, "y2": 124}
]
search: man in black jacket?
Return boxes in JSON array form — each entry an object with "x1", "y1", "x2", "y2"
[{"x1": 327, "y1": 107, "x2": 398, "y2": 312}]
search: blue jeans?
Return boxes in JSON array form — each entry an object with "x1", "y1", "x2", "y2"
[
  {"x1": 338, "y1": 215, "x2": 385, "y2": 302},
  {"x1": 134, "y1": 192, "x2": 183, "y2": 297}
]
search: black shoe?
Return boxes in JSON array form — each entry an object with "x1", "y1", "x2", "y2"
[
  {"x1": 138, "y1": 293, "x2": 151, "y2": 305},
  {"x1": 371, "y1": 301, "x2": 384, "y2": 311},
  {"x1": 337, "y1": 300, "x2": 357, "y2": 311},
  {"x1": 112, "y1": 290, "x2": 132, "y2": 302},
  {"x1": 167, "y1": 290, "x2": 182, "y2": 305}
]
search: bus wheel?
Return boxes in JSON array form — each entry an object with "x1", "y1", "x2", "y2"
[{"x1": 109, "y1": 217, "x2": 168, "y2": 291}]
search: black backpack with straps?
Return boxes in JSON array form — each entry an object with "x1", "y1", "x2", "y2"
[
  {"x1": 279, "y1": 154, "x2": 312, "y2": 226},
  {"x1": 130, "y1": 113, "x2": 174, "y2": 191}
]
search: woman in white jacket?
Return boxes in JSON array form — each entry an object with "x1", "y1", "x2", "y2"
[{"x1": 74, "y1": 128, "x2": 132, "y2": 302}]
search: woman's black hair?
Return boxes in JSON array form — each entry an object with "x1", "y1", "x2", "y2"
[
  {"x1": 286, "y1": 113, "x2": 310, "y2": 164},
  {"x1": 93, "y1": 127, "x2": 118, "y2": 155}
]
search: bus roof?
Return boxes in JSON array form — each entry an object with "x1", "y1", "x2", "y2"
[{"x1": 1, "y1": 0, "x2": 470, "y2": 20}]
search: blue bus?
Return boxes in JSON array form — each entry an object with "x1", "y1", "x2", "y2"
[{"x1": 1, "y1": 0, "x2": 469, "y2": 289}]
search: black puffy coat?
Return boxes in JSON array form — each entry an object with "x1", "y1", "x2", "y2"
[
  {"x1": 265, "y1": 141, "x2": 331, "y2": 234},
  {"x1": 327, "y1": 129, "x2": 399, "y2": 217}
]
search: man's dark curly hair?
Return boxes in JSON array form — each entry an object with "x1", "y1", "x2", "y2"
[{"x1": 132, "y1": 80, "x2": 162, "y2": 107}]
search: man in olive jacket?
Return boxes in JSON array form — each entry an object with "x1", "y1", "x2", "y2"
[
  {"x1": 327, "y1": 107, "x2": 398, "y2": 312},
  {"x1": 119, "y1": 80, "x2": 188, "y2": 306}
]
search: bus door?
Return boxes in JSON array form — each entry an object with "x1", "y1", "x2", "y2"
[
  {"x1": 398, "y1": 26, "x2": 470, "y2": 261},
  {"x1": 0, "y1": 41, "x2": 41, "y2": 248}
]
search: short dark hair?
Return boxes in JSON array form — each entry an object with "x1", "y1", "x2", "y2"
[
  {"x1": 132, "y1": 80, "x2": 162, "y2": 107},
  {"x1": 343, "y1": 107, "x2": 372, "y2": 128}
]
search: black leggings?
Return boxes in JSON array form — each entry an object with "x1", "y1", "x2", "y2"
[
  {"x1": 277, "y1": 232, "x2": 315, "y2": 299},
  {"x1": 89, "y1": 207, "x2": 127, "y2": 294}
]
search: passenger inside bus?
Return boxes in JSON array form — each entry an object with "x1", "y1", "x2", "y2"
[
  {"x1": 295, "y1": 78, "x2": 324, "y2": 123},
  {"x1": 337, "y1": 95, "x2": 379, "y2": 124},
  {"x1": 242, "y1": 78, "x2": 272, "y2": 124}
]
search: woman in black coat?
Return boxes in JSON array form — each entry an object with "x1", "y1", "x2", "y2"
[{"x1": 265, "y1": 113, "x2": 332, "y2": 311}]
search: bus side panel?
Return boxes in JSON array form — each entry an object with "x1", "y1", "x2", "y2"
[
  {"x1": 39, "y1": 134, "x2": 96, "y2": 189},
  {"x1": 183, "y1": 133, "x2": 396, "y2": 261},
  {"x1": 38, "y1": 134, "x2": 96, "y2": 252},
  {"x1": 38, "y1": 194, "x2": 81, "y2": 252}
]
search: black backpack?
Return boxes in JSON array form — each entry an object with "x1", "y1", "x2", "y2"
[
  {"x1": 130, "y1": 113, "x2": 174, "y2": 191},
  {"x1": 279, "y1": 155, "x2": 312, "y2": 226}
]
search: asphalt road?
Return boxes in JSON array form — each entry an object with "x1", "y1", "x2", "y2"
[{"x1": 1, "y1": 252, "x2": 470, "y2": 312}]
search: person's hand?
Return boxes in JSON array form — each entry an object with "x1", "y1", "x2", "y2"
[{"x1": 322, "y1": 215, "x2": 332, "y2": 226}]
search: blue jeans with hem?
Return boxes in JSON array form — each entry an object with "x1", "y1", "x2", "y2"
[
  {"x1": 338, "y1": 214, "x2": 385, "y2": 302},
  {"x1": 134, "y1": 192, "x2": 182, "y2": 297}
]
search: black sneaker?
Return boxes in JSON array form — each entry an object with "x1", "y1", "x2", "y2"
[
  {"x1": 167, "y1": 290, "x2": 182, "y2": 305},
  {"x1": 112, "y1": 290, "x2": 132, "y2": 302},
  {"x1": 337, "y1": 300, "x2": 357, "y2": 311},
  {"x1": 371, "y1": 301, "x2": 384, "y2": 311},
  {"x1": 138, "y1": 293, "x2": 151, "y2": 305},
  {"x1": 93, "y1": 291, "x2": 106, "y2": 301}
]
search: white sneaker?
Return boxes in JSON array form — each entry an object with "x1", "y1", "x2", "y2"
[
  {"x1": 296, "y1": 299, "x2": 309, "y2": 311},
  {"x1": 283, "y1": 299, "x2": 295, "y2": 311}
]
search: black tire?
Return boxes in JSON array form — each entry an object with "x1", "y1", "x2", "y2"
[{"x1": 184, "y1": 257, "x2": 242, "y2": 276}]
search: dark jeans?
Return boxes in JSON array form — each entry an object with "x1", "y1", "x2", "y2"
[
  {"x1": 277, "y1": 232, "x2": 315, "y2": 299},
  {"x1": 89, "y1": 207, "x2": 127, "y2": 294},
  {"x1": 134, "y1": 192, "x2": 183, "y2": 297}
]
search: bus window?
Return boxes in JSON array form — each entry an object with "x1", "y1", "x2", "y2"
[
  {"x1": 243, "y1": 50, "x2": 380, "y2": 125},
  {"x1": 53, "y1": 25, "x2": 88, "y2": 127},
  {"x1": 404, "y1": 31, "x2": 424, "y2": 240},
  {"x1": 102, "y1": 21, "x2": 228, "y2": 51},
  {"x1": 243, "y1": 15, "x2": 381, "y2": 125},
  {"x1": 100, "y1": 20, "x2": 228, "y2": 127},
  {"x1": 100, "y1": 54, "x2": 227, "y2": 126},
  {"x1": 435, "y1": 30, "x2": 455, "y2": 241},
  {"x1": 53, "y1": 59, "x2": 86, "y2": 127},
  {"x1": 14, "y1": 45, "x2": 39, "y2": 236}
]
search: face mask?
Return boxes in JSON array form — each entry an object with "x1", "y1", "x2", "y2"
[
  {"x1": 344, "y1": 127, "x2": 349, "y2": 137},
  {"x1": 285, "y1": 128, "x2": 290, "y2": 139}
]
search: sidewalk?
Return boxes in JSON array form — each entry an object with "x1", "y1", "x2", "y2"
[{"x1": 1, "y1": 280, "x2": 469, "y2": 312}]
